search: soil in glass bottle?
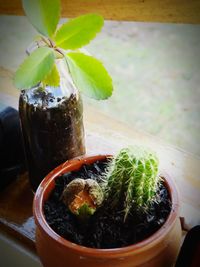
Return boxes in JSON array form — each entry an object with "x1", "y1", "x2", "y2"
[{"x1": 19, "y1": 61, "x2": 85, "y2": 191}]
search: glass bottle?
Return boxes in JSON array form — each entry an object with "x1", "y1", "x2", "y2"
[{"x1": 19, "y1": 54, "x2": 85, "y2": 191}]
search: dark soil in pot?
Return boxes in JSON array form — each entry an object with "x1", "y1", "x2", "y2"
[{"x1": 44, "y1": 159, "x2": 172, "y2": 249}]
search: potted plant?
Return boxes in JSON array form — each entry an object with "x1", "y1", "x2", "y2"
[
  {"x1": 14, "y1": 0, "x2": 113, "y2": 191},
  {"x1": 33, "y1": 147, "x2": 182, "y2": 267}
]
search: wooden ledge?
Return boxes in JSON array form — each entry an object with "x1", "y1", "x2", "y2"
[{"x1": 0, "y1": 0, "x2": 200, "y2": 24}]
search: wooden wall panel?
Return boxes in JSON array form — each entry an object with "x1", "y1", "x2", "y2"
[{"x1": 0, "y1": 0, "x2": 200, "y2": 24}]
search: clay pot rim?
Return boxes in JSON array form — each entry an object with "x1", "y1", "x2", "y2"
[{"x1": 33, "y1": 154, "x2": 179, "y2": 258}]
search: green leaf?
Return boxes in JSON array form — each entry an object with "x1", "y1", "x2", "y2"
[
  {"x1": 43, "y1": 64, "x2": 60, "y2": 87},
  {"x1": 22, "y1": 0, "x2": 60, "y2": 37},
  {"x1": 54, "y1": 13, "x2": 103, "y2": 50},
  {"x1": 66, "y1": 52, "x2": 113, "y2": 100},
  {"x1": 14, "y1": 47, "x2": 55, "y2": 89}
]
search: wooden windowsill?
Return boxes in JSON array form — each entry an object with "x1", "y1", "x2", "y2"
[{"x1": 0, "y1": 0, "x2": 200, "y2": 24}]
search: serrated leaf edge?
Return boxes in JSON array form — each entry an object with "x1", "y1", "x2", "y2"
[
  {"x1": 14, "y1": 47, "x2": 55, "y2": 89},
  {"x1": 54, "y1": 13, "x2": 104, "y2": 50},
  {"x1": 65, "y1": 52, "x2": 113, "y2": 100}
]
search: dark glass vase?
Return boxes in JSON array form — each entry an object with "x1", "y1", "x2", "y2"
[{"x1": 19, "y1": 58, "x2": 85, "y2": 191}]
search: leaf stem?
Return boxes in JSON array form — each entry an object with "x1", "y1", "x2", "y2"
[
  {"x1": 41, "y1": 36, "x2": 50, "y2": 47},
  {"x1": 55, "y1": 48, "x2": 64, "y2": 57},
  {"x1": 48, "y1": 38, "x2": 55, "y2": 48}
]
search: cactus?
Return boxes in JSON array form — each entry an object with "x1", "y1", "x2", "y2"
[
  {"x1": 103, "y1": 147, "x2": 160, "y2": 219},
  {"x1": 62, "y1": 147, "x2": 160, "y2": 222}
]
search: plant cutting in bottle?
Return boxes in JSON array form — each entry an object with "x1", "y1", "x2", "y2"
[{"x1": 14, "y1": 0, "x2": 113, "y2": 100}]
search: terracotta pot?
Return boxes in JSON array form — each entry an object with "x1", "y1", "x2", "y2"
[{"x1": 33, "y1": 155, "x2": 182, "y2": 267}]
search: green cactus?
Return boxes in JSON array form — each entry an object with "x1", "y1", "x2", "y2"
[{"x1": 103, "y1": 147, "x2": 160, "y2": 219}]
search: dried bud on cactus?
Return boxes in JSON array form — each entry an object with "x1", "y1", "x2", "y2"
[{"x1": 62, "y1": 178, "x2": 103, "y2": 220}]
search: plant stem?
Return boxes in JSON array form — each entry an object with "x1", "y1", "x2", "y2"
[
  {"x1": 48, "y1": 38, "x2": 55, "y2": 48},
  {"x1": 55, "y1": 48, "x2": 65, "y2": 57},
  {"x1": 40, "y1": 36, "x2": 50, "y2": 47}
]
